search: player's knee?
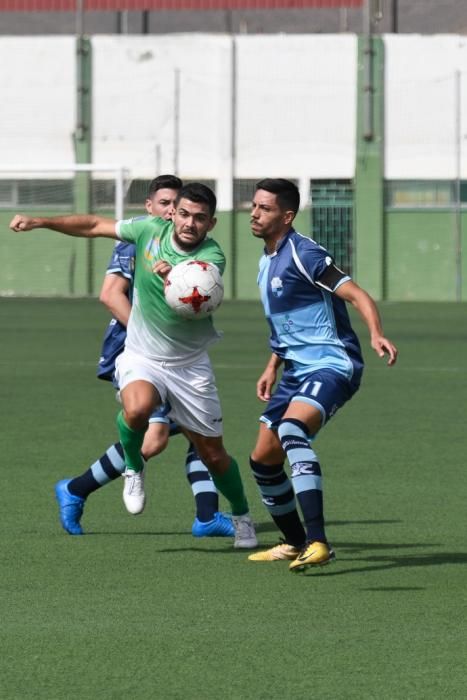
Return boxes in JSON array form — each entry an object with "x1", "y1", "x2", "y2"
[
  {"x1": 277, "y1": 418, "x2": 310, "y2": 446},
  {"x1": 197, "y1": 446, "x2": 228, "y2": 474},
  {"x1": 124, "y1": 406, "x2": 150, "y2": 431},
  {"x1": 251, "y1": 430, "x2": 283, "y2": 464}
]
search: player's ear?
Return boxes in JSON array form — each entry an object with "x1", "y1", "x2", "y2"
[
  {"x1": 207, "y1": 216, "x2": 217, "y2": 232},
  {"x1": 284, "y1": 210, "x2": 295, "y2": 226},
  {"x1": 145, "y1": 198, "x2": 152, "y2": 214}
]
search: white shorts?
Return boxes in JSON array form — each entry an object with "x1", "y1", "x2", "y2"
[{"x1": 115, "y1": 349, "x2": 223, "y2": 437}]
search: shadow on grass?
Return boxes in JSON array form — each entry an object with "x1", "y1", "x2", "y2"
[
  {"x1": 298, "y1": 549, "x2": 467, "y2": 578},
  {"x1": 361, "y1": 587, "x2": 426, "y2": 591},
  {"x1": 327, "y1": 519, "x2": 402, "y2": 526},
  {"x1": 57, "y1": 517, "x2": 403, "y2": 539}
]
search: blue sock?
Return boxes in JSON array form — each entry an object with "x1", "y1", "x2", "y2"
[
  {"x1": 67, "y1": 442, "x2": 126, "y2": 499},
  {"x1": 278, "y1": 418, "x2": 326, "y2": 544},
  {"x1": 185, "y1": 443, "x2": 219, "y2": 522},
  {"x1": 249, "y1": 457, "x2": 306, "y2": 548}
]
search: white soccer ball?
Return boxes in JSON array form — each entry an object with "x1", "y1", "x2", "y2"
[{"x1": 164, "y1": 260, "x2": 224, "y2": 319}]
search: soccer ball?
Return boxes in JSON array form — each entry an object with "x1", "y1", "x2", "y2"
[{"x1": 164, "y1": 260, "x2": 224, "y2": 319}]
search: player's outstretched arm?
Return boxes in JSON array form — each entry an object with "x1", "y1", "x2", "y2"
[
  {"x1": 9, "y1": 214, "x2": 118, "y2": 239},
  {"x1": 335, "y1": 280, "x2": 398, "y2": 366},
  {"x1": 257, "y1": 353, "x2": 282, "y2": 401}
]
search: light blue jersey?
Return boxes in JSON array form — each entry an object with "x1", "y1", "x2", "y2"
[{"x1": 257, "y1": 229, "x2": 363, "y2": 381}]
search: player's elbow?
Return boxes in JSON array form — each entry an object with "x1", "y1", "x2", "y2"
[{"x1": 99, "y1": 286, "x2": 113, "y2": 310}]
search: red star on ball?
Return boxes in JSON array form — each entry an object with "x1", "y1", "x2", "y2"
[{"x1": 180, "y1": 287, "x2": 210, "y2": 313}]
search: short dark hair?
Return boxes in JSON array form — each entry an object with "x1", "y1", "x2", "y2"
[
  {"x1": 255, "y1": 178, "x2": 300, "y2": 215},
  {"x1": 175, "y1": 182, "x2": 217, "y2": 218},
  {"x1": 147, "y1": 174, "x2": 183, "y2": 198}
]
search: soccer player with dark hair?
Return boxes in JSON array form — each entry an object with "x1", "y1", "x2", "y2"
[
  {"x1": 49, "y1": 175, "x2": 234, "y2": 539},
  {"x1": 10, "y1": 182, "x2": 257, "y2": 549},
  {"x1": 247, "y1": 178, "x2": 397, "y2": 570}
]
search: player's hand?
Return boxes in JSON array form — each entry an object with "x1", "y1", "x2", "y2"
[
  {"x1": 152, "y1": 260, "x2": 172, "y2": 278},
  {"x1": 9, "y1": 214, "x2": 36, "y2": 232},
  {"x1": 256, "y1": 366, "x2": 277, "y2": 402},
  {"x1": 371, "y1": 335, "x2": 398, "y2": 366}
]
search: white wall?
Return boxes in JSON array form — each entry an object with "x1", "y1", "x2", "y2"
[
  {"x1": 0, "y1": 37, "x2": 75, "y2": 169},
  {"x1": 384, "y1": 34, "x2": 467, "y2": 179},
  {"x1": 6, "y1": 34, "x2": 467, "y2": 209},
  {"x1": 92, "y1": 34, "x2": 357, "y2": 207},
  {"x1": 0, "y1": 34, "x2": 357, "y2": 209}
]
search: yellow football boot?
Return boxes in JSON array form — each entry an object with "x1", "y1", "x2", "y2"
[
  {"x1": 248, "y1": 542, "x2": 301, "y2": 562},
  {"x1": 289, "y1": 541, "x2": 334, "y2": 572}
]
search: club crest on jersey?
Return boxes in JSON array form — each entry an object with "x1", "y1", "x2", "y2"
[
  {"x1": 143, "y1": 237, "x2": 161, "y2": 268},
  {"x1": 271, "y1": 276, "x2": 283, "y2": 297}
]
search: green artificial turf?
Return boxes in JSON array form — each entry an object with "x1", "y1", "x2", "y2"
[{"x1": 0, "y1": 299, "x2": 466, "y2": 699}]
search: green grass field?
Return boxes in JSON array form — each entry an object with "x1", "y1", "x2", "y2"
[{"x1": 1, "y1": 299, "x2": 466, "y2": 699}]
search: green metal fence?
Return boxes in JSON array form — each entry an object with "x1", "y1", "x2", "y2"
[{"x1": 310, "y1": 180, "x2": 354, "y2": 275}]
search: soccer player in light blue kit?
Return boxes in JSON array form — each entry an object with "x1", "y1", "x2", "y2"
[
  {"x1": 247, "y1": 179, "x2": 398, "y2": 571},
  {"x1": 54, "y1": 175, "x2": 233, "y2": 537}
]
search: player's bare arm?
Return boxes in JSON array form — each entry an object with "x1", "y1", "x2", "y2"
[
  {"x1": 99, "y1": 274, "x2": 132, "y2": 327},
  {"x1": 9, "y1": 214, "x2": 118, "y2": 239},
  {"x1": 257, "y1": 353, "x2": 282, "y2": 401},
  {"x1": 334, "y1": 280, "x2": 398, "y2": 366}
]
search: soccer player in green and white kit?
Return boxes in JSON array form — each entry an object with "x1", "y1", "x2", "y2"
[{"x1": 9, "y1": 183, "x2": 257, "y2": 548}]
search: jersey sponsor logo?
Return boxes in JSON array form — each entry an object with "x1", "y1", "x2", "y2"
[
  {"x1": 281, "y1": 314, "x2": 294, "y2": 333},
  {"x1": 271, "y1": 276, "x2": 284, "y2": 297}
]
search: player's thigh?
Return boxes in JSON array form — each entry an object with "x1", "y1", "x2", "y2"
[
  {"x1": 251, "y1": 423, "x2": 284, "y2": 465},
  {"x1": 115, "y1": 350, "x2": 165, "y2": 420},
  {"x1": 282, "y1": 402, "x2": 323, "y2": 437},
  {"x1": 165, "y1": 359, "x2": 223, "y2": 438},
  {"x1": 120, "y1": 379, "x2": 161, "y2": 420},
  {"x1": 288, "y1": 368, "x2": 357, "y2": 436}
]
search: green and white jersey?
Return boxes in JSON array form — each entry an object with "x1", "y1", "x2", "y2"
[{"x1": 116, "y1": 216, "x2": 225, "y2": 364}]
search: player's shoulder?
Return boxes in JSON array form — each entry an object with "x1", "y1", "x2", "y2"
[
  {"x1": 289, "y1": 229, "x2": 329, "y2": 257},
  {"x1": 202, "y1": 236, "x2": 225, "y2": 262},
  {"x1": 202, "y1": 235, "x2": 223, "y2": 252},
  {"x1": 118, "y1": 214, "x2": 167, "y2": 232},
  {"x1": 113, "y1": 239, "x2": 136, "y2": 255},
  {"x1": 289, "y1": 229, "x2": 323, "y2": 249}
]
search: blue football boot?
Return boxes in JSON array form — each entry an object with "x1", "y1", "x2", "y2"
[
  {"x1": 192, "y1": 511, "x2": 235, "y2": 538},
  {"x1": 55, "y1": 479, "x2": 85, "y2": 535}
]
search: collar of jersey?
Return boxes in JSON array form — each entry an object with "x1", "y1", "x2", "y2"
[{"x1": 264, "y1": 228, "x2": 295, "y2": 257}]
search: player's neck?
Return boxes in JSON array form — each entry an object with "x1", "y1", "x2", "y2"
[{"x1": 265, "y1": 230, "x2": 288, "y2": 254}]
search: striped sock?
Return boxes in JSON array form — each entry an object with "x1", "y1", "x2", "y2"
[
  {"x1": 278, "y1": 418, "x2": 326, "y2": 543},
  {"x1": 67, "y1": 442, "x2": 126, "y2": 499},
  {"x1": 185, "y1": 443, "x2": 219, "y2": 522},
  {"x1": 249, "y1": 457, "x2": 306, "y2": 548}
]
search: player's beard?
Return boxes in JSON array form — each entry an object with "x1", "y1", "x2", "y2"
[{"x1": 172, "y1": 228, "x2": 204, "y2": 252}]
